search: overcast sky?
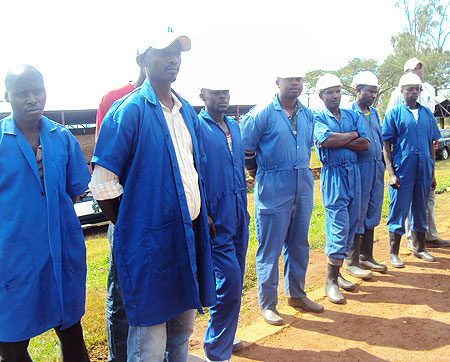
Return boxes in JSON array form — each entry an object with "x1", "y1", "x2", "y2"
[{"x1": 1, "y1": 0, "x2": 410, "y2": 111}]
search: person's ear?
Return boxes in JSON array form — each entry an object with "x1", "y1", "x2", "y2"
[
  {"x1": 199, "y1": 90, "x2": 205, "y2": 102},
  {"x1": 4, "y1": 91, "x2": 9, "y2": 103},
  {"x1": 136, "y1": 53, "x2": 148, "y2": 67}
]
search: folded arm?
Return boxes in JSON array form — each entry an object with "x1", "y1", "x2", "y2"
[{"x1": 321, "y1": 131, "x2": 359, "y2": 148}]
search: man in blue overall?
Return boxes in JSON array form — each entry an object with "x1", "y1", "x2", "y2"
[
  {"x1": 314, "y1": 73, "x2": 370, "y2": 304},
  {"x1": 387, "y1": 58, "x2": 450, "y2": 250},
  {"x1": 198, "y1": 86, "x2": 249, "y2": 362},
  {"x1": 382, "y1": 73, "x2": 441, "y2": 267},
  {"x1": 0, "y1": 65, "x2": 91, "y2": 361},
  {"x1": 241, "y1": 71, "x2": 324, "y2": 326},
  {"x1": 91, "y1": 32, "x2": 216, "y2": 361},
  {"x1": 346, "y1": 72, "x2": 387, "y2": 276}
]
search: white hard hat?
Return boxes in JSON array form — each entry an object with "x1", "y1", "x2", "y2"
[
  {"x1": 316, "y1": 73, "x2": 342, "y2": 93},
  {"x1": 277, "y1": 70, "x2": 305, "y2": 79},
  {"x1": 398, "y1": 73, "x2": 422, "y2": 86},
  {"x1": 352, "y1": 71, "x2": 379, "y2": 88},
  {"x1": 404, "y1": 57, "x2": 423, "y2": 73},
  {"x1": 137, "y1": 28, "x2": 191, "y2": 55}
]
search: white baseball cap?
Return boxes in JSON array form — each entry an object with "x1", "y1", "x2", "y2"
[
  {"x1": 352, "y1": 71, "x2": 379, "y2": 88},
  {"x1": 316, "y1": 73, "x2": 342, "y2": 93},
  {"x1": 404, "y1": 58, "x2": 423, "y2": 73},
  {"x1": 137, "y1": 30, "x2": 191, "y2": 55},
  {"x1": 398, "y1": 73, "x2": 422, "y2": 86}
]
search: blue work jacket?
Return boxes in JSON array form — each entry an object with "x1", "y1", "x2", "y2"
[
  {"x1": 92, "y1": 80, "x2": 216, "y2": 327},
  {"x1": 314, "y1": 108, "x2": 369, "y2": 166},
  {"x1": 198, "y1": 109, "x2": 247, "y2": 223},
  {"x1": 0, "y1": 115, "x2": 90, "y2": 342},
  {"x1": 240, "y1": 95, "x2": 314, "y2": 211},
  {"x1": 352, "y1": 102, "x2": 383, "y2": 163},
  {"x1": 382, "y1": 103, "x2": 441, "y2": 185}
]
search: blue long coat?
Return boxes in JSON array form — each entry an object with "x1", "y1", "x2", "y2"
[
  {"x1": 0, "y1": 115, "x2": 90, "y2": 342},
  {"x1": 92, "y1": 80, "x2": 216, "y2": 327}
]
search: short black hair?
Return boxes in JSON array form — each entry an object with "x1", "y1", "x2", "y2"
[{"x1": 5, "y1": 64, "x2": 44, "y2": 91}]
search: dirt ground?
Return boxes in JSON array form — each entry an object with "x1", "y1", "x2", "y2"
[{"x1": 189, "y1": 192, "x2": 450, "y2": 361}]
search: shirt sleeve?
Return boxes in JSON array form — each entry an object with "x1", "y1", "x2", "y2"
[
  {"x1": 240, "y1": 107, "x2": 265, "y2": 152},
  {"x1": 313, "y1": 111, "x2": 334, "y2": 145},
  {"x1": 354, "y1": 110, "x2": 369, "y2": 141},
  {"x1": 386, "y1": 87, "x2": 403, "y2": 112},
  {"x1": 430, "y1": 115, "x2": 441, "y2": 141},
  {"x1": 91, "y1": 102, "x2": 139, "y2": 178},
  {"x1": 382, "y1": 108, "x2": 397, "y2": 143},
  {"x1": 89, "y1": 165, "x2": 124, "y2": 200},
  {"x1": 65, "y1": 132, "x2": 92, "y2": 198}
]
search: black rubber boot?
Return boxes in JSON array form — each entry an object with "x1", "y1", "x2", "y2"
[
  {"x1": 412, "y1": 230, "x2": 436, "y2": 262},
  {"x1": 337, "y1": 273, "x2": 356, "y2": 291},
  {"x1": 359, "y1": 228, "x2": 388, "y2": 272},
  {"x1": 389, "y1": 232, "x2": 404, "y2": 268},
  {"x1": 325, "y1": 258, "x2": 345, "y2": 304},
  {"x1": 346, "y1": 233, "x2": 372, "y2": 279}
]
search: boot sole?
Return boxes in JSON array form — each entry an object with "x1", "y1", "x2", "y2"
[
  {"x1": 345, "y1": 270, "x2": 372, "y2": 280},
  {"x1": 360, "y1": 263, "x2": 388, "y2": 273},
  {"x1": 390, "y1": 262, "x2": 405, "y2": 268},
  {"x1": 412, "y1": 252, "x2": 436, "y2": 262}
]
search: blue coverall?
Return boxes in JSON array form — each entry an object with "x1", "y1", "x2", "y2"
[
  {"x1": 0, "y1": 115, "x2": 91, "y2": 342},
  {"x1": 382, "y1": 103, "x2": 441, "y2": 234},
  {"x1": 314, "y1": 108, "x2": 369, "y2": 259},
  {"x1": 351, "y1": 102, "x2": 385, "y2": 233},
  {"x1": 198, "y1": 109, "x2": 249, "y2": 361},
  {"x1": 240, "y1": 96, "x2": 314, "y2": 310}
]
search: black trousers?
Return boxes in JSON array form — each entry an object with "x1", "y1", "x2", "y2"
[{"x1": 0, "y1": 321, "x2": 90, "y2": 362}]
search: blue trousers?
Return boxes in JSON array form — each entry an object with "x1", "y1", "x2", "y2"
[
  {"x1": 255, "y1": 169, "x2": 313, "y2": 310},
  {"x1": 127, "y1": 309, "x2": 194, "y2": 362},
  {"x1": 387, "y1": 155, "x2": 432, "y2": 235},
  {"x1": 106, "y1": 223, "x2": 129, "y2": 362},
  {"x1": 357, "y1": 159, "x2": 384, "y2": 233},
  {"x1": 204, "y1": 196, "x2": 248, "y2": 361},
  {"x1": 321, "y1": 164, "x2": 361, "y2": 259}
]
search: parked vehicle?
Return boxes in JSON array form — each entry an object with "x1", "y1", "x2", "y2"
[
  {"x1": 436, "y1": 129, "x2": 450, "y2": 160},
  {"x1": 75, "y1": 191, "x2": 108, "y2": 226}
]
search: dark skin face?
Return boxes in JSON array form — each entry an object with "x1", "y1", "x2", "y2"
[
  {"x1": 276, "y1": 77, "x2": 303, "y2": 99},
  {"x1": 200, "y1": 89, "x2": 230, "y2": 114},
  {"x1": 5, "y1": 68, "x2": 46, "y2": 126},
  {"x1": 356, "y1": 85, "x2": 378, "y2": 109},
  {"x1": 138, "y1": 41, "x2": 182, "y2": 85},
  {"x1": 401, "y1": 85, "x2": 421, "y2": 108},
  {"x1": 410, "y1": 63, "x2": 424, "y2": 81},
  {"x1": 320, "y1": 86, "x2": 341, "y2": 112}
]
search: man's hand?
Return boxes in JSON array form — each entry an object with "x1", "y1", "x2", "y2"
[
  {"x1": 315, "y1": 139, "x2": 323, "y2": 149},
  {"x1": 247, "y1": 210, "x2": 251, "y2": 222},
  {"x1": 389, "y1": 174, "x2": 400, "y2": 189},
  {"x1": 207, "y1": 215, "x2": 217, "y2": 239},
  {"x1": 431, "y1": 176, "x2": 437, "y2": 191}
]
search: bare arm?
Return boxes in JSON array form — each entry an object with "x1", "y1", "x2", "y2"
[
  {"x1": 344, "y1": 138, "x2": 370, "y2": 151},
  {"x1": 383, "y1": 141, "x2": 400, "y2": 189},
  {"x1": 97, "y1": 197, "x2": 121, "y2": 225},
  {"x1": 322, "y1": 131, "x2": 359, "y2": 148},
  {"x1": 244, "y1": 150, "x2": 257, "y2": 179},
  {"x1": 430, "y1": 141, "x2": 437, "y2": 190}
]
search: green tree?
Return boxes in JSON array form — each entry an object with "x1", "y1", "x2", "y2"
[{"x1": 304, "y1": 0, "x2": 450, "y2": 117}]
